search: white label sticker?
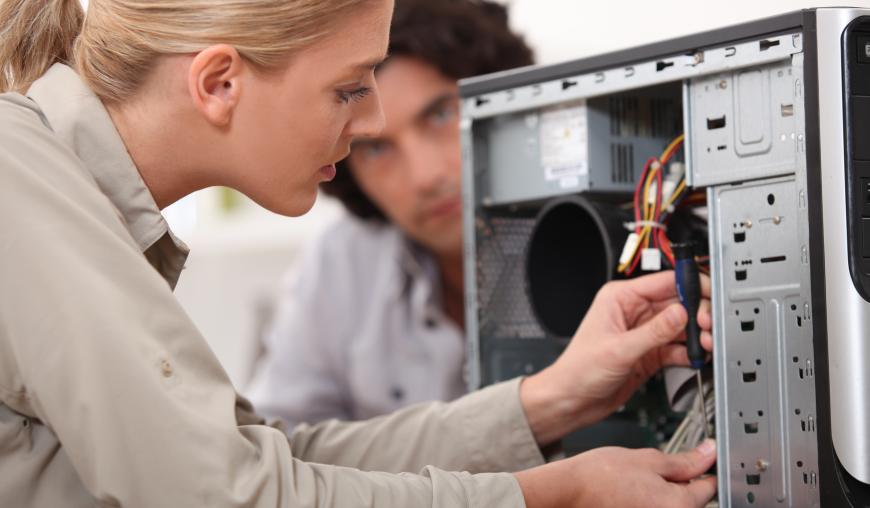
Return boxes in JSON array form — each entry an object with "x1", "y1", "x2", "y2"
[
  {"x1": 539, "y1": 103, "x2": 588, "y2": 182},
  {"x1": 558, "y1": 176, "x2": 580, "y2": 189}
]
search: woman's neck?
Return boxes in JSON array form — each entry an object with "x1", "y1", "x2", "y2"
[{"x1": 104, "y1": 61, "x2": 223, "y2": 210}]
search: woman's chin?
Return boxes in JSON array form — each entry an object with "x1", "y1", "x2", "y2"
[{"x1": 268, "y1": 189, "x2": 318, "y2": 217}]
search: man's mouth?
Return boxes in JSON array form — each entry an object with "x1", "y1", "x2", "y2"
[{"x1": 423, "y1": 195, "x2": 462, "y2": 222}]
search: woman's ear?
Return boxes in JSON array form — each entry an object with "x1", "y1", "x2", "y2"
[{"x1": 187, "y1": 44, "x2": 243, "y2": 127}]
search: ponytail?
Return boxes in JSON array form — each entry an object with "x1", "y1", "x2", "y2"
[
  {"x1": 0, "y1": 0, "x2": 84, "y2": 94},
  {"x1": 2, "y1": 0, "x2": 371, "y2": 103}
]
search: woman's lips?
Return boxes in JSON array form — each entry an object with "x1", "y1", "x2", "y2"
[{"x1": 319, "y1": 164, "x2": 337, "y2": 181}]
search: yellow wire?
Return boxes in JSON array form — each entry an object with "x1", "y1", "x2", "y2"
[
  {"x1": 660, "y1": 133, "x2": 685, "y2": 163},
  {"x1": 619, "y1": 134, "x2": 686, "y2": 273},
  {"x1": 665, "y1": 179, "x2": 687, "y2": 209},
  {"x1": 619, "y1": 162, "x2": 660, "y2": 273},
  {"x1": 618, "y1": 227, "x2": 649, "y2": 272}
]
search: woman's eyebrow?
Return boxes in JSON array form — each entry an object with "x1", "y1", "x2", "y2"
[{"x1": 353, "y1": 53, "x2": 390, "y2": 72}]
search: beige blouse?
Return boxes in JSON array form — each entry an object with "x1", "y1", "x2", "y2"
[{"x1": 0, "y1": 64, "x2": 544, "y2": 507}]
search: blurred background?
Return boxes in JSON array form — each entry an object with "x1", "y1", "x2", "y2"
[{"x1": 138, "y1": 0, "x2": 861, "y2": 388}]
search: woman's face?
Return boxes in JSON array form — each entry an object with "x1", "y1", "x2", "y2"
[{"x1": 227, "y1": 0, "x2": 392, "y2": 216}]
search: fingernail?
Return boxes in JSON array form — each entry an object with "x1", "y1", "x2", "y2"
[
  {"x1": 697, "y1": 439, "x2": 716, "y2": 457},
  {"x1": 702, "y1": 331, "x2": 714, "y2": 347},
  {"x1": 665, "y1": 304, "x2": 684, "y2": 328}
]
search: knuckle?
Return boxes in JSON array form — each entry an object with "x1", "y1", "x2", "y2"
[
  {"x1": 674, "y1": 453, "x2": 697, "y2": 475},
  {"x1": 598, "y1": 280, "x2": 622, "y2": 299},
  {"x1": 651, "y1": 313, "x2": 673, "y2": 338},
  {"x1": 638, "y1": 448, "x2": 662, "y2": 462}
]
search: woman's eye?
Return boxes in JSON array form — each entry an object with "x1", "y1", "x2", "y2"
[{"x1": 337, "y1": 87, "x2": 373, "y2": 104}]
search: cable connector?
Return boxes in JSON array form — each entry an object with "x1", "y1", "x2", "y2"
[
  {"x1": 641, "y1": 248, "x2": 662, "y2": 271},
  {"x1": 624, "y1": 220, "x2": 667, "y2": 230},
  {"x1": 619, "y1": 232, "x2": 641, "y2": 267}
]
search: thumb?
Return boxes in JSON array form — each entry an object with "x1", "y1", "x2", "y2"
[
  {"x1": 657, "y1": 439, "x2": 717, "y2": 482},
  {"x1": 623, "y1": 303, "x2": 687, "y2": 359}
]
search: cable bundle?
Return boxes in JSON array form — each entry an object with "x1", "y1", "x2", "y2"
[
  {"x1": 663, "y1": 379, "x2": 715, "y2": 455},
  {"x1": 618, "y1": 134, "x2": 689, "y2": 275},
  {"x1": 663, "y1": 379, "x2": 717, "y2": 508}
]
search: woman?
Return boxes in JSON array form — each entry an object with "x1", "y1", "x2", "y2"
[{"x1": 0, "y1": 1, "x2": 716, "y2": 507}]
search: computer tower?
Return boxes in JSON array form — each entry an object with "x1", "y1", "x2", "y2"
[{"x1": 460, "y1": 8, "x2": 870, "y2": 507}]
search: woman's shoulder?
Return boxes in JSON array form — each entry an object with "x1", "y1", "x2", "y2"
[
  {"x1": 0, "y1": 92, "x2": 53, "y2": 142},
  {"x1": 0, "y1": 92, "x2": 125, "y2": 238},
  {"x1": 0, "y1": 92, "x2": 87, "y2": 180}
]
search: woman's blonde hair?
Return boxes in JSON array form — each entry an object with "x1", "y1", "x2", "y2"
[{"x1": 0, "y1": 0, "x2": 372, "y2": 102}]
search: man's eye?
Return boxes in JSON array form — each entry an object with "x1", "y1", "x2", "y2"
[
  {"x1": 352, "y1": 141, "x2": 390, "y2": 161},
  {"x1": 337, "y1": 87, "x2": 373, "y2": 104},
  {"x1": 429, "y1": 105, "x2": 458, "y2": 126},
  {"x1": 362, "y1": 141, "x2": 389, "y2": 158}
]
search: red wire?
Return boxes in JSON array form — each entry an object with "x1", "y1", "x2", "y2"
[
  {"x1": 652, "y1": 164, "x2": 664, "y2": 250},
  {"x1": 626, "y1": 136, "x2": 689, "y2": 275},
  {"x1": 659, "y1": 228, "x2": 675, "y2": 266},
  {"x1": 627, "y1": 245, "x2": 642, "y2": 275},
  {"x1": 634, "y1": 157, "x2": 655, "y2": 227}
]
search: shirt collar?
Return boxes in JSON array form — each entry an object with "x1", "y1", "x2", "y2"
[
  {"x1": 26, "y1": 64, "x2": 189, "y2": 288},
  {"x1": 394, "y1": 234, "x2": 442, "y2": 305}
]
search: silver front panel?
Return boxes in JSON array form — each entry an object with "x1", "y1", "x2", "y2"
[{"x1": 816, "y1": 7, "x2": 870, "y2": 485}]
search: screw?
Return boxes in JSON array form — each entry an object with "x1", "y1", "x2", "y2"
[
  {"x1": 756, "y1": 459, "x2": 769, "y2": 471},
  {"x1": 773, "y1": 216, "x2": 782, "y2": 225}
]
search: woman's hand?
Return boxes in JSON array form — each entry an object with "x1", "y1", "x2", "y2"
[
  {"x1": 516, "y1": 440, "x2": 717, "y2": 508},
  {"x1": 520, "y1": 271, "x2": 713, "y2": 446}
]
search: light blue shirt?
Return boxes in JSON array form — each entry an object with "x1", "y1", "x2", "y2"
[{"x1": 246, "y1": 218, "x2": 467, "y2": 428}]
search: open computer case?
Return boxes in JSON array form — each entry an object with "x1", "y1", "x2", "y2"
[{"x1": 460, "y1": 8, "x2": 870, "y2": 507}]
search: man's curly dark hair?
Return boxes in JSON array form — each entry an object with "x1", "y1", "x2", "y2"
[{"x1": 320, "y1": 0, "x2": 534, "y2": 222}]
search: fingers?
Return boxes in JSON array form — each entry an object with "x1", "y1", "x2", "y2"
[
  {"x1": 623, "y1": 303, "x2": 687, "y2": 359},
  {"x1": 657, "y1": 344, "x2": 690, "y2": 367},
  {"x1": 701, "y1": 331, "x2": 713, "y2": 352},
  {"x1": 697, "y1": 272, "x2": 711, "y2": 299},
  {"x1": 684, "y1": 476, "x2": 718, "y2": 507},
  {"x1": 656, "y1": 439, "x2": 717, "y2": 482},
  {"x1": 697, "y1": 299, "x2": 714, "y2": 352},
  {"x1": 620, "y1": 271, "x2": 712, "y2": 303},
  {"x1": 697, "y1": 299, "x2": 712, "y2": 329}
]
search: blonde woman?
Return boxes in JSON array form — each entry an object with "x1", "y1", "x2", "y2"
[{"x1": 0, "y1": 1, "x2": 716, "y2": 506}]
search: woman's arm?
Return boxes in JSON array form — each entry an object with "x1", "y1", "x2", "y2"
[{"x1": 0, "y1": 98, "x2": 529, "y2": 508}]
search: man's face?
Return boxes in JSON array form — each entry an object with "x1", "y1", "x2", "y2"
[{"x1": 346, "y1": 57, "x2": 463, "y2": 257}]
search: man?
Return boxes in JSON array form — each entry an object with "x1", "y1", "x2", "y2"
[
  {"x1": 247, "y1": 0, "x2": 534, "y2": 425},
  {"x1": 244, "y1": 7, "x2": 717, "y2": 503}
]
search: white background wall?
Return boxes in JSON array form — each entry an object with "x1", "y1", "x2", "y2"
[
  {"x1": 172, "y1": 194, "x2": 344, "y2": 388},
  {"x1": 76, "y1": 0, "x2": 870, "y2": 387},
  {"x1": 504, "y1": 1, "x2": 870, "y2": 65}
]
